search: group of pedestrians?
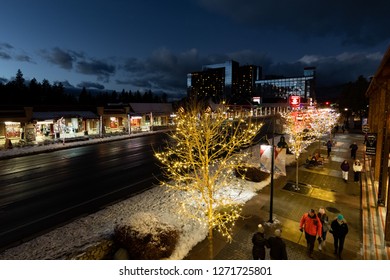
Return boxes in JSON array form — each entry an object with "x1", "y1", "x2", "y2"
[
  {"x1": 299, "y1": 208, "x2": 349, "y2": 259},
  {"x1": 252, "y1": 224, "x2": 288, "y2": 260},
  {"x1": 340, "y1": 141, "x2": 362, "y2": 183},
  {"x1": 251, "y1": 130, "x2": 356, "y2": 260}
]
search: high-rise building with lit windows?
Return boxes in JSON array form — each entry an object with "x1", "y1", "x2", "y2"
[
  {"x1": 187, "y1": 61, "x2": 314, "y2": 104},
  {"x1": 255, "y1": 67, "x2": 316, "y2": 103},
  {"x1": 187, "y1": 60, "x2": 262, "y2": 103}
]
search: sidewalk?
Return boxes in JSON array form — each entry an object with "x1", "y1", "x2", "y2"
[{"x1": 186, "y1": 130, "x2": 390, "y2": 260}]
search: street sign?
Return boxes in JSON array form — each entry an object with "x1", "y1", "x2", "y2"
[
  {"x1": 366, "y1": 133, "x2": 377, "y2": 156},
  {"x1": 289, "y1": 96, "x2": 300, "y2": 108},
  {"x1": 362, "y1": 125, "x2": 369, "y2": 133}
]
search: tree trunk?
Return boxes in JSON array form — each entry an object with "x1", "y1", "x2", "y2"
[
  {"x1": 208, "y1": 200, "x2": 214, "y2": 260},
  {"x1": 295, "y1": 158, "x2": 299, "y2": 190},
  {"x1": 208, "y1": 227, "x2": 213, "y2": 260}
]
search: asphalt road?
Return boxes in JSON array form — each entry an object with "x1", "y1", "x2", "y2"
[
  {"x1": 0, "y1": 133, "x2": 168, "y2": 251},
  {"x1": 0, "y1": 115, "x2": 275, "y2": 252}
]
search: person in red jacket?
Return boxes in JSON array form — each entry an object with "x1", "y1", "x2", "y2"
[{"x1": 299, "y1": 209, "x2": 322, "y2": 258}]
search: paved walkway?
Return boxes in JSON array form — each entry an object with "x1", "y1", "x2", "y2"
[{"x1": 186, "y1": 130, "x2": 390, "y2": 260}]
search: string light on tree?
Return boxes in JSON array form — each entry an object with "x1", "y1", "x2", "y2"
[{"x1": 155, "y1": 100, "x2": 262, "y2": 259}]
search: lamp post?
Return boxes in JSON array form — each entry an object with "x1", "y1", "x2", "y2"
[
  {"x1": 269, "y1": 130, "x2": 274, "y2": 223},
  {"x1": 260, "y1": 116, "x2": 275, "y2": 223}
]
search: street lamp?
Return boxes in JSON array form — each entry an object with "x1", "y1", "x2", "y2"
[{"x1": 259, "y1": 116, "x2": 275, "y2": 223}]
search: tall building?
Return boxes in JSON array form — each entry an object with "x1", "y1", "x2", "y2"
[
  {"x1": 187, "y1": 61, "x2": 314, "y2": 104},
  {"x1": 238, "y1": 65, "x2": 262, "y2": 101},
  {"x1": 255, "y1": 67, "x2": 316, "y2": 103},
  {"x1": 187, "y1": 60, "x2": 262, "y2": 103}
]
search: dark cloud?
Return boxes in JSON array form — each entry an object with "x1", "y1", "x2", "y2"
[
  {"x1": 0, "y1": 42, "x2": 33, "y2": 62},
  {"x1": 0, "y1": 42, "x2": 13, "y2": 50},
  {"x1": 76, "y1": 59, "x2": 115, "y2": 83},
  {"x1": 298, "y1": 52, "x2": 381, "y2": 86},
  {"x1": 0, "y1": 51, "x2": 11, "y2": 60},
  {"x1": 53, "y1": 80, "x2": 75, "y2": 88},
  {"x1": 118, "y1": 48, "x2": 204, "y2": 96},
  {"x1": 118, "y1": 46, "x2": 381, "y2": 99},
  {"x1": 197, "y1": 0, "x2": 390, "y2": 47},
  {"x1": 0, "y1": 42, "x2": 13, "y2": 60},
  {"x1": 15, "y1": 54, "x2": 33, "y2": 62},
  {"x1": 0, "y1": 43, "x2": 33, "y2": 62},
  {"x1": 76, "y1": 81, "x2": 105, "y2": 90},
  {"x1": 41, "y1": 48, "x2": 115, "y2": 83},
  {"x1": 41, "y1": 47, "x2": 77, "y2": 70}
]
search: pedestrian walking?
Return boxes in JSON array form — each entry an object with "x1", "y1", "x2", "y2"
[
  {"x1": 299, "y1": 209, "x2": 322, "y2": 258},
  {"x1": 252, "y1": 224, "x2": 268, "y2": 260},
  {"x1": 340, "y1": 160, "x2": 350, "y2": 182},
  {"x1": 349, "y1": 142, "x2": 358, "y2": 159},
  {"x1": 267, "y1": 229, "x2": 288, "y2": 260},
  {"x1": 353, "y1": 160, "x2": 363, "y2": 182},
  {"x1": 317, "y1": 207, "x2": 329, "y2": 251},
  {"x1": 329, "y1": 214, "x2": 349, "y2": 259},
  {"x1": 326, "y1": 140, "x2": 332, "y2": 157}
]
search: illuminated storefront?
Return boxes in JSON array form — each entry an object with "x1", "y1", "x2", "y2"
[
  {"x1": 32, "y1": 111, "x2": 100, "y2": 141},
  {"x1": 0, "y1": 107, "x2": 31, "y2": 147}
]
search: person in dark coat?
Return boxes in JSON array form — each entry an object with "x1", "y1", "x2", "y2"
[
  {"x1": 252, "y1": 224, "x2": 268, "y2": 260},
  {"x1": 267, "y1": 229, "x2": 288, "y2": 260},
  {"x1": 340, "y1": 160, "x2": 350, "y2": 182},
  {"x1": 326, "y1": 140, "x2": 332, "y2": 158},
  {"x1": 349, "y1": 142, "x2": 358, "y2": 160},
  {"x1": 329, "y1": 214, "x2": 349, "y2": 259}
]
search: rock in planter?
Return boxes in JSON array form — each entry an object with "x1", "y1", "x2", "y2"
[
  {"x1": 235, "y1": 166, "x2": 270, "y2": 182},
  {"x1": 114, "y1": 212, "x2": 179, "y2": 260}
]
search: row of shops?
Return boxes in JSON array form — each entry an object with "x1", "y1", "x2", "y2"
[{"x1": 0, "y1": 103, "x2": 174, "y2": 147}]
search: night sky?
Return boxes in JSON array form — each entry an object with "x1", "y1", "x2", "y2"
[{"x1": 1, "y1": 0, "x2": 389, "y2": 100}]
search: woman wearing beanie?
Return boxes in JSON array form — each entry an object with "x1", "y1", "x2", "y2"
[
  {"x1": 317, "y1": 207, "x2": 329, "y2": 251},
  {"x1": 252, "y1": 224, "x2": 268, "y2": 260},
  {"x1": 353, "y1": 160, "x2": 363, "y2": 183},
  {"x1": 329, "y1": 214, "x2": 349, "y2": 259}
]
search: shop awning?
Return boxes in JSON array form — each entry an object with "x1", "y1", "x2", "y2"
[
  {"x1": 32, "y1": 111, "x2": 99, "y2": 120},
  {"x1": 129, "y1": 103, "x2": 173, "y2": 115}
]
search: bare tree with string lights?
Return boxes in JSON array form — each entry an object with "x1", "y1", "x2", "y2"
[
  {"x1": 310, "y1": 108, "x2": 340, "y2": 154},
  {"x1": 280, "y1": 110, "x2": 316, "y2": 190},
  {"x1": 154, "y1": 100, "x2": 262, "y2": 259}
]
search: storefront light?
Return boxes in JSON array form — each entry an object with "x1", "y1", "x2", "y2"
[
  {"x1": 4, "y1": 121, "x2": 20, "y2": 125},
  {"x1": 37, "y1": 120, "x2": 54, "y2": 125}
]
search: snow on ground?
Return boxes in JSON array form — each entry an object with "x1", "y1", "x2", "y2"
[{"x1": 0, "y1": 134, "x2": 296, "y2": 260}]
